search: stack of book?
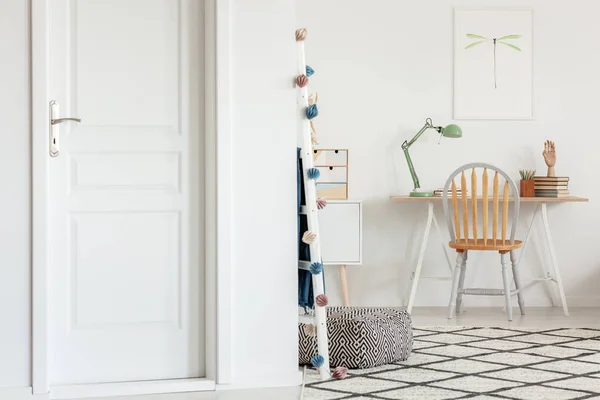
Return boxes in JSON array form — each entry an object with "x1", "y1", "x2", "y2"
[
  {"x1": 433, "y1": 188, "x2": 466, "y2": 197},
  {"x1": 534, "y1": 176, "x2": 569, "y2": 197}
]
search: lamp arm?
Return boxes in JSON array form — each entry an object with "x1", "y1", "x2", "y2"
[
  {"x1": 403, "y1": 118, "x2": 439, "y2": 148},
  {"x1": 403, "y1": 145, "x2": 420, "y2": 190},
  {"x1": 403, "y1": 125, "x2": 428, "y2": 149},
  {"x1": 401, "y1": 118, "x2": 440, "y2": 191}
]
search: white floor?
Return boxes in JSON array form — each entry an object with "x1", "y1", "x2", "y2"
[{"x1": 75, "y1": 307, "x2": 600, "y2": 400}]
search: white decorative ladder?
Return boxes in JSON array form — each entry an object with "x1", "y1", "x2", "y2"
[{"x1": 296, "y1": 28, "x2": 330, "y2": 379}]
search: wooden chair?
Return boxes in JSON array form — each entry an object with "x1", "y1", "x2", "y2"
[{"x1": 442, "y1": 163, "x2": 525, "y2": 321}]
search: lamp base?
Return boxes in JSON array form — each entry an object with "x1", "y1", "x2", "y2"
[{"x1": 409, "y1": 191, "x2": 434, "y2": 197}]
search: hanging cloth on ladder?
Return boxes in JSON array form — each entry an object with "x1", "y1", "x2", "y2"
[{"x1": 297, "y1": 148, "x2": 325, "y2": 310}]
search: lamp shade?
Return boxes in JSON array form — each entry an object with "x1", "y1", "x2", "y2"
[{"x1": 440, "y1": 124, "x2": 462, "y2": 138}]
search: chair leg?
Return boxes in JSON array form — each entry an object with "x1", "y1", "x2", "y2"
[
  {"x1": 456, "y1": 250, "x2": 468, "y2": 315},
  {"x1": 448, "y1": 252, "x2": 464, "y2": 319},
  {"x1": 510, "y1": 250, "x2": 525, "y2": 315},
  {"x1": 500, "y1": 252, "x2": 513, "y2": 321}
]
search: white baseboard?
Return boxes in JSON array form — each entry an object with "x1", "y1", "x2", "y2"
[
  {"x1": 50, "y1": 378, "x2": 215, "y2": 399},
  {"x1": 215, "y1": 385, "x2": 300, "y2": 400},
  {"x1": 216, "y1": 370, "x2": 302, "y2": 391},
  {"x1": 0, "y1": 387, "x2": 49, "y2": 400},
  {"x1": 1, "y1": 372, "x2": 302, "y2": 399}
]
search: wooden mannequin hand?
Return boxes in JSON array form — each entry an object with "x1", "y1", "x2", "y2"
[
  {"x1": 542, "y1": 140, "x2": 556, "y2": 167},
  {"x1": 543, "y1": 140, "x2": 556, "y2": 177}
]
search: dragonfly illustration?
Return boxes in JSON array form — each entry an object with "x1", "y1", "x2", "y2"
[{"x1": 465, "y1": 33, "x2": 522, "y2": 89}]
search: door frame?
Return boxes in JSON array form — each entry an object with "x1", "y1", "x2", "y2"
[{"x1": 31, "y1": 0, "x2": 232, "y2": 395}]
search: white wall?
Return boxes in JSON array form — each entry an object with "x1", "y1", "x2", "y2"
[
  {"x1": 0, "y1": 0, "x2": 300, "y2": 391},
  {"x1": 0, "y1": 0, "x2": 31, "y2": 388},
  {"x1": 298, "y1": 0, "x2": 600, "y2": 308},
  {"x1": 229, "y1": 0, "x2": 299, "y2": 387}
]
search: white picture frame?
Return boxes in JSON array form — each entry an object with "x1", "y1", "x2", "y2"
[{"x1": 453, "y1": 8, "x2": 533, "y2": 120}]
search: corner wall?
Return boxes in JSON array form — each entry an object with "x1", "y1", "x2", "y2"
[
  {"x1": 0, "y1": 0, "x2": 31, "y2": 388},
  {"x1": 228, "y1": 0, "x2": 300, "y2": 387}
]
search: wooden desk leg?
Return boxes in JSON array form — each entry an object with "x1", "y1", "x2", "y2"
[
  {"x1": 407, "y1": 202, "x2": 434, "y2": 314},
  {"x1": 541, "y1": 203, "x2": 570, "y2": 317},
  {"x1": 339, "y1": 265, "x2": 349, "y2": 306}
]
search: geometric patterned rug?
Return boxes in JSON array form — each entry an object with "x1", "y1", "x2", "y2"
[{"x1": 303, "y1": 327, "x2": 600, "y2": 399}]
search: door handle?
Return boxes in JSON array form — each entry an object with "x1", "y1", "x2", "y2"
[
  {"x1": 49, "y1": 101, "x2": 82, "y2": 157},
  {"x1": 51, "y1": 117, "x2": 82, "y2": 125}
]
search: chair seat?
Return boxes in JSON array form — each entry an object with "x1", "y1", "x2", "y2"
[{"x1": 449, "y1": 239, "x2": 523, "y2": 252}]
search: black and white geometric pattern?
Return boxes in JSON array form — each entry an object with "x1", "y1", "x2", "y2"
[
  {"x1": 299, "y1": 307, "x2": 413, "y2": 369},
  {"x1": 304, "y1": 326, "x2": 600, "y2": 399}
]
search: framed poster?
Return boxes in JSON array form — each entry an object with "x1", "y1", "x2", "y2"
[{"x1": 454, "y1": 8, "x2": 533, "y2": 120}]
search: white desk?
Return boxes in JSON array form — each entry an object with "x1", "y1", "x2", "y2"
[{"x1": 390, "y1": 196, "x2": 589, "y2": 315}]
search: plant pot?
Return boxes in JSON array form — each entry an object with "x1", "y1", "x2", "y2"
[{"x1": 520, "y1": 180, "x2": 535, "y2": 197}]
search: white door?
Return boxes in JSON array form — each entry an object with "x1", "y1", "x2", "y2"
[{"x1": 47, "y1": 0, "x2": 204, "y2": 385}]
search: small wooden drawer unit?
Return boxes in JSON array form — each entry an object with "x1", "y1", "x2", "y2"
[
  {"x1": 313, "y1": 149, "x2": 348, "y2": 200},
  {"x1": 316, "y1": 166, "x2": 347, "y2": 183},
  {"x1": 314, "y1": 149, "x2": 348, "y2": 166}
]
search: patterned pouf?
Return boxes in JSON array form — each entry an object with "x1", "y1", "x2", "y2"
[{"x1": 299, "y1": 307, "x2": 413, "y2": 369}]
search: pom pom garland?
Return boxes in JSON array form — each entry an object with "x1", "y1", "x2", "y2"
[
  {"x1": 309, "y1": 262, "x2": 323, "y2": 275},
  {"x1": 311, "y1": 354, "x2": 325, "y2": 368},
  {"x1": 302, "y1": 231, "x2": 317, "y2": 244},
  {"x1": 306, "y1": 104, "x2": 319, "y2": 120},
  {"x1": 332, "y1": 366, "x2": 348, "y2": 380},
  {"x1": 296, "y1": 74, "x2": 309, "y2": 88},
  {"x1": 316, "y1": 294, "x2": 329, "y2": 307},
  {"x1": 306, "y1": 65, "x2": 315, "y2": 77},
  {"x1": 303, "y1": 324, "x2": 316, "y2": 337},
  {"x1": 307, "y1": 167, "x2": 320, "y2": 180},
  {"x1": 317, "y1": 197, "x2": 327, "y2": 210},
  {"x1": 295, "y1": 28, "x2": 307, "y2": 41}
]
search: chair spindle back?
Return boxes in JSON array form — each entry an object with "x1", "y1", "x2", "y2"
[{"x1": 442, "y1": 163, "x2": 520, "y2": 247}]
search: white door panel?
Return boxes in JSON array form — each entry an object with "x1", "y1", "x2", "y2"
[{"x1": 48, "y1": 0, "x2": 203, "y2": 385}]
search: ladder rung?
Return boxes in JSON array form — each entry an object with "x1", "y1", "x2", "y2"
[{"x1": 298, "y1": 261, "x2": 311, "y2": 271}]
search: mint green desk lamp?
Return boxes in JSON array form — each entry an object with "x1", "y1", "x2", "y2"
[{"x1": 402, "y1": 118, "x2": 463, "y2": 197}]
